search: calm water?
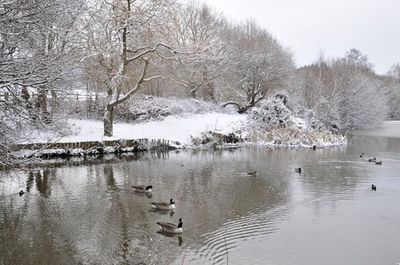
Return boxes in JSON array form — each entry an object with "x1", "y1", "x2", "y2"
[{"x1": 1, "y1": 123, "x2": 400, "y2": 265}]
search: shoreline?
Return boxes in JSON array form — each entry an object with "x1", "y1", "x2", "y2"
[{"x1": 13, "y1": 135, "x2": 347, "y2": 161}]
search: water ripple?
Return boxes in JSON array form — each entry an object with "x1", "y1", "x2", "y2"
[{"x1": 195, "y1": 207, "x2": 284, "y2": 264}]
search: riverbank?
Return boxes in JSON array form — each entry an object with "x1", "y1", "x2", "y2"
[
  {"x1": 2, "y1": 123, "x2": 400, "y2": 265},
  {"x1": 12, "y1": 95, "x2": 349, "y2": 160},
  {"x1": 12, "y1": 113, "x2": 246, "y2": 160}
]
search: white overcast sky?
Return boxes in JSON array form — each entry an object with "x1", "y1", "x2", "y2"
[{"x1": 203, "y1": 0, "x2": 400, "y2": 74}]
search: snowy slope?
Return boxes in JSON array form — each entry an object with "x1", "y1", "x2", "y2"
[{"x1": 46, "y1": 113, "x2": 247, "y2": 145}]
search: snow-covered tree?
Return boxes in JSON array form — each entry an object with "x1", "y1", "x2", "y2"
[
  {"x1": 165, "y1": 1, "x2": 226, "y2": 100},
  {"x1": 344, "y1": 48, "x2": 373, "y2": 72},
  {"x1": 385, "y1": 63, "x2": 400, "y2": 119},
  {"x1": 387, "y1": 63, "x2": 400, "y2": 80},
  {"x1": 220, "y1": 20, "x2": 294, "y2": 113},
  {"x1": 338, "y1": 71, "x2": 388, "y2": 129},
  {"x1": 295, "y1": 51, "x2": 389, "y2": 130},
  {"x1": 85, "y1": 0, "x2": 179, "y2": 136},
  {"x1": 0, "y1": 0, "x2": 86, "y2": 167}
]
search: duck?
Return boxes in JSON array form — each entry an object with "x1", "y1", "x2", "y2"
[
  {"x1": 360, "y1": 152, "x2": 365, "y2": 158},
  {"x1": 151, "y1": 198, "x2": 176, "y2": 210},
  {"x1": 375, "y1": 161, "x2": 383, "y2": 165},
  {"x1": 247, "y1": 171, "x2": 257, "y2": 177},
  {"x1": 295, "y1": 168, "x2": 302, "y2": 174},
  {"x1": 371, "y1": 184, "x2": 377, "y2": 191},
  {"x1": 132, "y1": 185, "x2": 153, "y2": 193},
  {"x1": 19, "y1": 190, "x2": 24, "y2": 196},
  {"x1": 368, "y1": 157, "x2": 376, "y2": 162},
  {"x1": 157, "y1": 218, "x2": 183, "y2": 234}
]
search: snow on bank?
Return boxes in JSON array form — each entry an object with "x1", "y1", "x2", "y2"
[
  {"x1": 24, "y1": 95, "x2": 347, "y2": 150},
  {"x1": 34, "y1": 113, "x2": 247, "y2": 145},
  {"x1": 242, "y1": 94, "x2": 347, "y2": 148},
  {"x1": 246, "y1": 128, "x2": 346, "y2": 148}
]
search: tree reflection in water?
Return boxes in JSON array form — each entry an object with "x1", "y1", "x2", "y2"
[{"x1": 1, "y1": 129, "x2": 400, "y2": 265}]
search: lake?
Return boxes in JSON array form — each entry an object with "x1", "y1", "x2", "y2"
[{"x1": 1, "y1": 122, "x2": 400, "y2": 265}]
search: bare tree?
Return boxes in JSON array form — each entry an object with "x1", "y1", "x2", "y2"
[
  {"x1": 384, "y1": 63, "x2": 400, "y2": 119},
  {"x1": 344, "y1": 48, "x2": 374, "y2": 73},
  {"x1": 387, "y1": 63, "x2": 400, "y2": 79},
  {"x1": 85, "y1": 0, "x2": 178, "y2": 136},
  {"x1": 0, "y1": 0, "x2": 86, "y2": 167},
  {"x1": 164, "y1": 1, "x2": 226, "y2": 100},
  {"x1": 220, "y1": 20, "x2": 294, "y2": 113},
  {"x1": 295, "y1": 51, "x2": 389, "y2": 130},
  {"x1": 339, "y1": 71, "x2": 388, "y2": 129}
]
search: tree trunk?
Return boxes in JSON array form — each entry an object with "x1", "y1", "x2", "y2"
[
  {"x1": 190, "y1": 85, "x2": 197, "y2": 98},
  {"x1": 36, "y1": 88, "x2": 47, "y2": 111},
  {"x1": 206, "y1": 82, "x2": 217, "y2": 102},
  {"x1": 21, "y1": 86, "x2": 30, "y2": 102},
  {"x1": 104, "y1": 105, "x2": 114, "y2": 137},
  {"x1": 39, "y1": 88, "x2": 51, "y2": 123}
]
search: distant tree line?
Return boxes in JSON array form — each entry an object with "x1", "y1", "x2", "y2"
[{"x1": 291, "y1": 49, "x2": 397, "y2": 130}]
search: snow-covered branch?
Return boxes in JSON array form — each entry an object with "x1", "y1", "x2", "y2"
[{"x1": 108, "y1": 59, "x2": 149, "y2": 107}]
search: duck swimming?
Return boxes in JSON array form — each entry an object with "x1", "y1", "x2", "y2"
[
  {"x1": 151, "y1": 198, "x2": 176, "y2": 210},
  {"x1": 132, "y1": 185, "x2": 153, "y2": 193},
  {"x1": 19, "y1": 190, "x2": 24, "y2": 196},
  {"x1": 375, "y1": 161, "x2": 383, "y2": 165},
  {"x1": 371, "y1": 184, "x2": 377, "y2": 191},
  {"x1": 368, "y1": 157, "x2": 376, "y2": 162},
  {"x1": 247, "y1": 171, "x2": 257, "y2": 177},
  {"x1": 157, "y1": 218, "x2": 183, "y2": 234}
]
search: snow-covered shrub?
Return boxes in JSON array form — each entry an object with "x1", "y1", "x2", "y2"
[
  {"x1": 191, "y1": 130, "x2": 243, "y2": 147},
  {"x1": 117, "y1": 96, "x2": 228, "y2": 122},
  {"x1": 246, "y1": 127, "x2": 345, "y2": 148},
  {"x1": 249, "y1": 94, "x2": 329, "y2": 131},
  {"x1": 250, "y1": 94, "x2": 299, "y2": 129},
  {"x1": 245, "y1": 94, "x2": 345, "y2": 147}
]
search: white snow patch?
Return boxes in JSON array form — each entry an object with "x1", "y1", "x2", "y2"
[
  {"x1": 32, "y1": 113, "x2": 247, "y2": 145},
  {"x1": 384, "y1": 120, "x2": 400, "y2": 124}
]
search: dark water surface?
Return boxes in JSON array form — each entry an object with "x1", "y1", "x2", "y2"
[{"x1": 1, "y1": 123, "x2": 400, "y2": 265}]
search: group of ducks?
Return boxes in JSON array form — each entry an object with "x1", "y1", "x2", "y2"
[
  {"x1": 283, "y1": 153, "x2": 379, "y2": 191},
  {"x1": 360, "y1": 153, "x2": 382, "y2": 191},
  {"x1": 360, "y1": 153, "x2": 383, "y2": 165},
  {"x1": 131, "y1": 185, "x2": 183, "y2": 234},
  {"x1": 19, "y1": 152, "x2": 381, "y2": 234}
]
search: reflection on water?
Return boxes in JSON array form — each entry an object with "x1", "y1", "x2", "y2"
[{"x1": 1, "y1": 124, "x2": 400, "y2": 265}]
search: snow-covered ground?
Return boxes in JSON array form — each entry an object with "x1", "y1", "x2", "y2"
[
  {"x1": 32, "y1": 112, "x2": 247, "y2": 145},
  {"x1": 22, "y1": 95, "x2": 349, "y2": 150}
]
